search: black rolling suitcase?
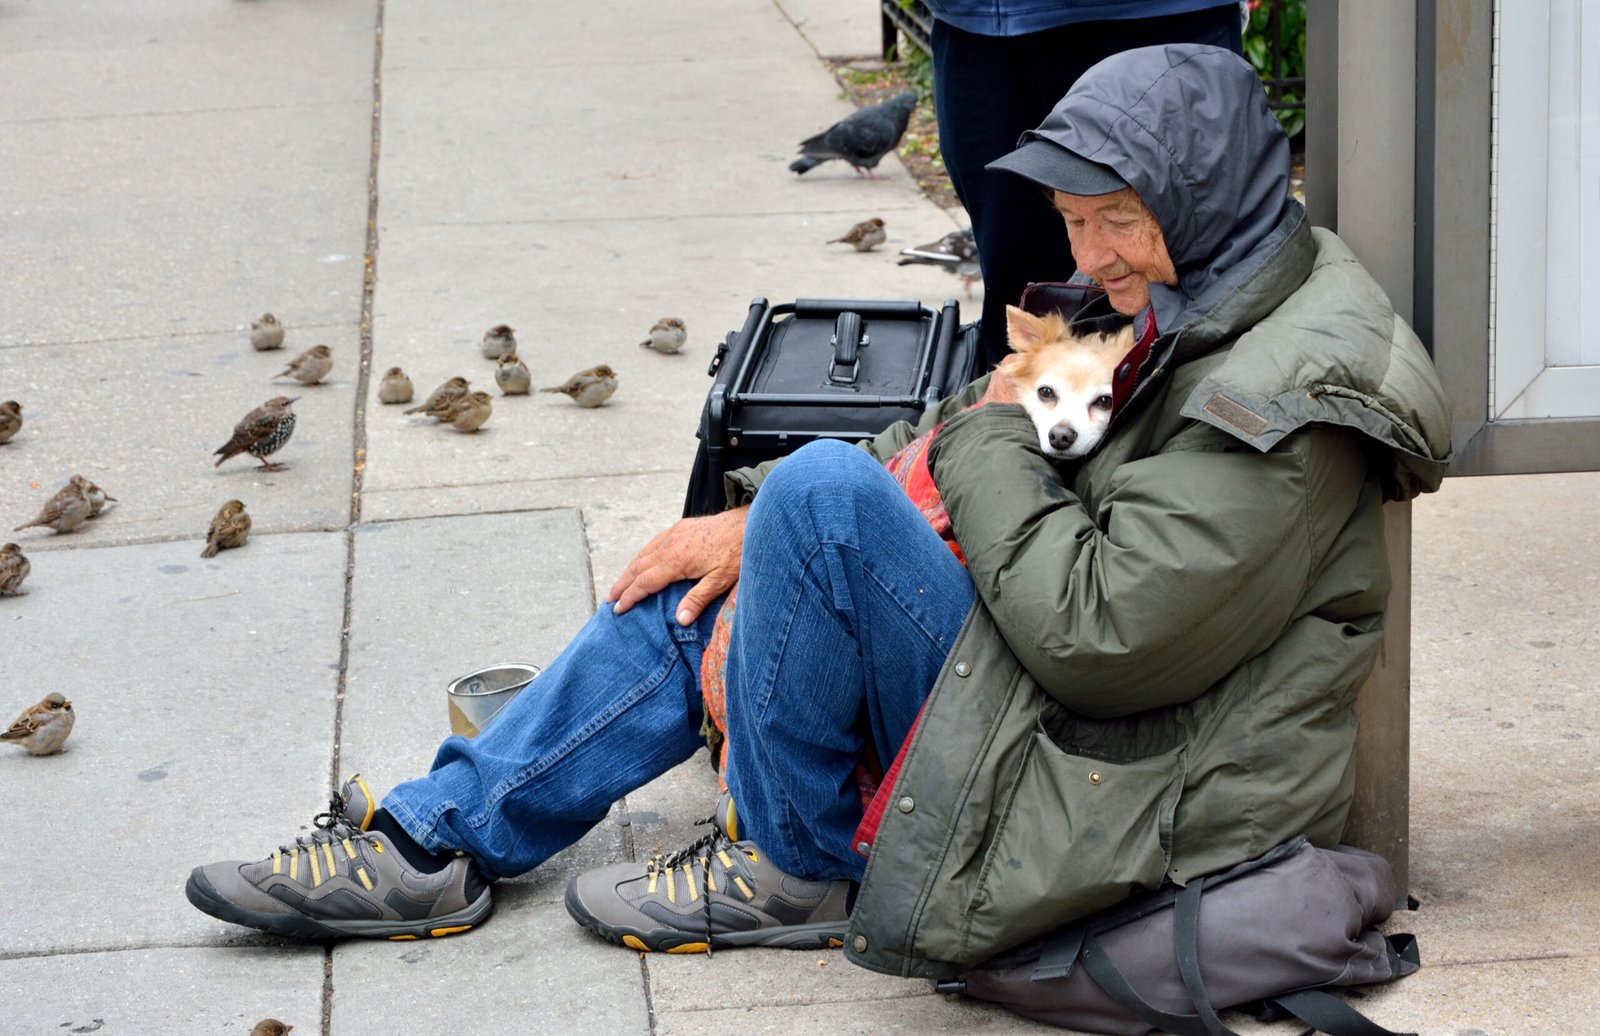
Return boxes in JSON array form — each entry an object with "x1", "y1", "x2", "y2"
[{"x1": 683, "y1": 297, "x2": 985, "y2": 517}]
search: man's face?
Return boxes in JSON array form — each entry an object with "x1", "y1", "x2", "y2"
[{"x1": 1052, "y1": 189, "x2": 1177, "y2": 315}]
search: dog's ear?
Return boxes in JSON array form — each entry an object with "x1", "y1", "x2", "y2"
[
  {"x1": 1108, "y1": 323, "x2": 1137, "y2": 353},
  {"x1": 1005, "y1": 305, "x2": 1047, "y2": 353}
]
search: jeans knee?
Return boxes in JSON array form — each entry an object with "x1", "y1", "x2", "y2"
[{"x1": 756, "y1": 439, "x2": 886, "y2": 515}]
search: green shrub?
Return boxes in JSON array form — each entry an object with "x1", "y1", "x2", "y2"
[{"x1": 1243, "y1": 0, "x2": 1306, "y2": 139}]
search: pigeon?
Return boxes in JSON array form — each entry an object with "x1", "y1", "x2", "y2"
[
  {"x1": 2, "y1": 692, "x2": 74, "y2": 756},
  {"x1": 790, "y1": 90, "x2": 918, "y2": 179},
  {"x1": 214, "y1": 396, "x2": 299, "y2": 472},
  {"x1": 897, "y1": 227, "x2": 982, "y2": 297},
  {"x1": 828, "y1": 217, "x2": 887, "y2": 252},
  {"x1": 638, "y1": 317, "x2": 687, "y2": 355},
  {"x1": 250, "y1": 313, "x2": 285, "y2": 351},
  {"x1": 542, "y1": 365, "x2": 618, "y2": 408}
]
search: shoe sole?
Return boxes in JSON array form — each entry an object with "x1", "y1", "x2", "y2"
[
  {"x1": 186, "y1": 869, "x2": 493, "y2": 941},
  {"x1": 563, "y1": 880, "x2": 846, "y2": 953}
]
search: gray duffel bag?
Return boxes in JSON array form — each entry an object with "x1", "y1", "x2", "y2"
[{"x1": 937, "y1": 836, "x2": 1420, "y2": 1036}]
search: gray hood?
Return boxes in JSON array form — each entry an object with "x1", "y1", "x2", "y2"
[{"x1": 1017, "y1": 44, "x2": 1292, "y2": 331}]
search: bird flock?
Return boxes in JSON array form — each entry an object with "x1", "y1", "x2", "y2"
[{"x1": 2, "y1": 308, "x2": 686, "y2": 758}]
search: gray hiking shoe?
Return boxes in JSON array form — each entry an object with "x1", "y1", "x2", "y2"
[
  {"x1": 186, "y1": 775, "x2": 492, "y2": 941},
  {"x1": 564, "y1": 793, "x2": 852, "y2": 953}
]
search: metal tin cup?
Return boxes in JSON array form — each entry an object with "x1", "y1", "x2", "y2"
[{"x1": 446, "y1": 663, "x2": 542, "y2": 738}]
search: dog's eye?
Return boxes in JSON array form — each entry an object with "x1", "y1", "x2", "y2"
[
  {"x1": 1036, "y1": 385, "x2": 1056, "y2": 403},
  {"x1": 1092, "y1": 394, "x2": 1114, "y2": 411}
]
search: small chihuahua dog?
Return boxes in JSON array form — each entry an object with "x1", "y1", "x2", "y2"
[{"x1": 1005, "y1": 304, "x2": 1135, "y2": 460}]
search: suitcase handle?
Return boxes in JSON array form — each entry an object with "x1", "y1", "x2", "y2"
[{"x1": 828, "y1": 311, "x2": 865, "y2": 385}]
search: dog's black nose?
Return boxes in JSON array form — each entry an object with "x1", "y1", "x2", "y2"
[{"x1": 1049, "y1": 426, "x2": 1078, "y2": 451}]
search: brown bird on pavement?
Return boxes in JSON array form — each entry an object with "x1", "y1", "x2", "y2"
[
  {"x1": 0, "y1": 542, "x2": 30, "y2": 596},
  {"x1": 214, "y1": 396, "x2": 299, "y2": 472},
  {"x1": 480, "y1": 324, "x2": 517, "y2": 360},
  {"x1": 495, "y1": 354, "x2": 531, "y2": 395},
  {"x1": 638, "y1": 317, "x2": 687, "y2": 354},
  {"x1": 827, "y1": 217, "x2": 887, "y2": 252},
  {"x1": 0, "y1": 400, "x2": 21, "y2": 445},
  {"x1": 2, "y1": 692, "x2": 74, "y2": 756},
  {"x1": 276, "y1": 344, "x2": 333, "y2": 386},
  {"x1": 71, "y1": 475, "x2": 116, "y2": 517},
  {"x1": 13, "y1": 481, "x2": 92, "y2": 534},
  {"x1": 201, "y1": 500, "x2": 252, "y2": 558},
  {"x1": 249, "y1": 1020, "x2": 293, "y2": 1036},
  {"x1": 439, "y1": 390, "x2": 494, "y2": 432},
  {"x1": 542, "y1": 365, "x2": 618, "y2": 408},
  {"x1": 404, "y1": 377, "x2": 469, "y2": 416},
  {"x1": 376, "y1": 367, "x2": 414, "y2": 404},
  {"x1": 250, "y1": 313, "x2": 286, "y2": 351}
]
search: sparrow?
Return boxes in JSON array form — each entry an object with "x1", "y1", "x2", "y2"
[
  {"x1": 13, "y1": 481, "x2": 92, "y2": 534},
  {"x1": 376, "y1": 367, "x2": 415, "y2": 405},
  {"x1": 71, "y1": 475, "x2": 116, "y2": 516},
  {"x1": 214, "y1": 396, "x2": 299, "y2": 471},
  {"x1": 2, "y1": 692, "x2": 74, "y2": 756},
  {"x1": 404, "y1": 377, "x2": 469, "y2": 416},
  {"x1": 480, "y1": 324, "x2": 517, "y2": 360},
  {"x1": 0, "y1": 400, "x2": 21, "y2": 445},
  {"x1": 897, "y1": 226, "x2": 982, "y2": 297},
  {"x1": 828, "y1": 217, "x2": 887, "y2": 252},
  {"x1": 0, "y1": 542, "x2": 29, "y2": 596},
  {"x1": 790, "y1": 90, "x2": 918, "y2": 179},
  {"x1": 494, "y1": 353, "x2": 531, "y2": 395},
  {"x1": 249, "y1": 1020, "x2": 293, "y2": 1036},
  {"x1": 276, "y1": 344, "x2": 333, "y2": 386},
  {"x1": 201, "y1": 500, "x2": 252, "y2": 558},
  {"x1": 250, "y1": 313, "x2": 286, "y2": 351},
  {"x1": 439, "y1": 390, "x2": 494, "y2": 432},
  {"x1": 542, "y1": 365, "x2": 618, "y2": 408},
  {"x1": 638, "y1": 317, "x2": 687, "y2": 355}
]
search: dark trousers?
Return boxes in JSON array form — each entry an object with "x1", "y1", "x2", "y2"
[{"x1": 931, "y1": 6, "x2": 1243, "y2": 365}]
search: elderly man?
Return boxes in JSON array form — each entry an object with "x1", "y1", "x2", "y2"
[{"x1": 188, "y1": 45, "x2": 1451, "y2": 980}]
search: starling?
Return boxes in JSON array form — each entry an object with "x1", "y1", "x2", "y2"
[
  {"x1": 828, "y1": 217, "x2": 887, "y2": 252},
  {"x1": 201, "y1": 500, "x2": 252, "y2": 558},
  {"x1": 480, "y1": 324, "x2": 517, "y2": 360},
  {"x1": 638, "y1": 317, "x2": 687, "y2": 355},
  {"x1": 214, "y1": 396, "x2": 299, "y2": 472},
  {"x1": 0, "y1": 400, "x2": 21, "y2": 445},
  {"x1": 71, "y1": 475, "x2": 116, "y2": 517},
  {"x1": 494, "y1": 354, "x2": 531, "y2": 395},
  {"x1": 276, "y1": 344, "x2": 333, "y2": 386},
  {"x1": 0, "y1": 542, "x2": 29, "y2": 596},
  {"x1": 404, "y1": 376, "x2": 469, "y2": 416},
  {"x1": 376, "y1": 367, "x2": 414, "y2": 405},
  {"x1": 13, "y1": 481, "x2": 92, "y2": 534},
  {"x1": 439, "y1": 390, "x2": 494, "y2": 432},
  {"x1": 542, "y1": 365, "x2": 618, "y2": 408},
  {"x1": 2, "y1": 692, "x2": 74, "y2": 756},
  {"x1": 250, "y1": 313, "x2": 286, "y2": 351}
]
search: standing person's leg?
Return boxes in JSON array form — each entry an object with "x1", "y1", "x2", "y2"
[
  {"x1": 566, "y1": 440, "x2": 975, "y2": 951},
  {"x1": 187, "y1": 585, "x2": 719, "y2": 939}
]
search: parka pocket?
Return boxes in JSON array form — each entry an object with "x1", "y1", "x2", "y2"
[{"x1": 958, "y1": 724, "x2": 1187, "y2": 962}]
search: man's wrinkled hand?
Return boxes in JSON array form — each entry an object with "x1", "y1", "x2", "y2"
[{"x1": 606, "y1": 505, "x2": 749, "y2": 625}]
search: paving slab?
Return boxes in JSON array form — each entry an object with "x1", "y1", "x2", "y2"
[
  {"x1": 0, "y1": 100, "x2": 373, "y2": 349},
  {"x1": 0, "y1": 945, "x2": 325, "y2": 1036},
  {"x1": 0, "y1": 331, "x2": 357, "y2": 547},
  {"x1": 780, "y1": 0, "x2": 893, "y2": 59},
  {"x1": 0, "y1": 532, "x2": 346, "y2": 954}
]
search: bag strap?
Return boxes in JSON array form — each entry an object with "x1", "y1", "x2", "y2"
[
  {"x1": 1077, "y1": 931, "x2": 1238, "y2": 1036},
  {"x1": 1172, "y1": 876, "x2": 1235, "y2": 1036},
  {"x1": 1266, "y1": 989, "x2": 1416, "y2": 1036}
]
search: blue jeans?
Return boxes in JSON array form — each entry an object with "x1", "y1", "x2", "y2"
[{"x1": 384, "y1": 440, "x2": 975, "y2": 882}]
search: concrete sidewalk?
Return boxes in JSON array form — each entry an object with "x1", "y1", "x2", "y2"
[{"x1": 1, "y1": 2, "x2": 1594, "y2": 1034}]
